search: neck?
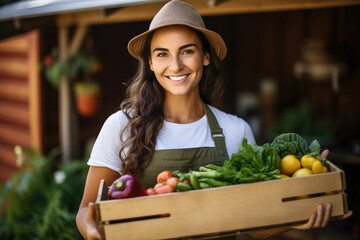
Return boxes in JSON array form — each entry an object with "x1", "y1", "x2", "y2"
[{"x1": 163, "y1": 95, "x2": 204, "y2": 124}]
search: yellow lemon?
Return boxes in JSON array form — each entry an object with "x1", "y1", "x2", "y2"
[
  {"x1": 280, "y1": 174, "x2": 290, "y2": 178},
  {"x1": 316, "y1": 155, "x2": 322, "y2": 160},
  {"x1": 280, "y1": 155, "x2": 301, "y2": 176},
  {"x1": 301, "y1": 155, "x2": 317, "y2": 169},
  {"x1": 292, "y1": 168, "x2": 312, "y2": 177},
  {"x1": 312, "y1": 160, "x2": 328, "y2": 174}
]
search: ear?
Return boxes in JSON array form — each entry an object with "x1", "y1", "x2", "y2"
[
  {"x1": 149, "y1": 58, "x2": 154, "y2": 71},
  {"x1": 203, "y1": 52, "x2": 210, "y2": 66}
]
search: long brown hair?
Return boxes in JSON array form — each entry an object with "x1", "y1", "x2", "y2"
[{"x1": 120, "y1": 28, "x2": 224, "y2": 176}]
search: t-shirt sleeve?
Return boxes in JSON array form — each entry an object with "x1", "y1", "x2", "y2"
[
  {"x1": 87, "y1": 111, "x2": 125, "y2": 173},
  {"x1": 242, "y1": 120, "x2": 256, "y2": 144}
]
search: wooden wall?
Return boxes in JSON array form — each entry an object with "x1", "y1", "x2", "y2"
[{"x1": 0, "y1": 30, "x2": 42, "y2": 182}]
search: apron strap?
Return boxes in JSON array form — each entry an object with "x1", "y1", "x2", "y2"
[{"x1": 203, "y1": 103, "x2": 230, "y2": 159}]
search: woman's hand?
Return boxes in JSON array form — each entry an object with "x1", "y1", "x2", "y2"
[
  {"x1": 293, "y1": 203, "x2": 353, "y2": 230},
  {"x1": 293, "y1": 149, "x2": 353, "y2": 230},
  {"x1": 85, "y1": 202, "x2": 101, "y2": 240}
]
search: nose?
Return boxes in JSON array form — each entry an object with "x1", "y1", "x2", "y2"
[{"x1": 169, "y1": 55, "x2": 183, "y2": 72}]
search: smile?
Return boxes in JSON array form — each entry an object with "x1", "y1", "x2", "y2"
[{"x1": 168, "y1": 74, "x2": 189, "y2": 81}]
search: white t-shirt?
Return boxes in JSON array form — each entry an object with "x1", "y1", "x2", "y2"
[{"x1": 88, "y1": 105, "x2": 255, "y2": 173}]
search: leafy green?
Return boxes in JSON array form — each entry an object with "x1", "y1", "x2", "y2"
[
  {"x1": 219, "y1": 138, "x2": 281, "y2": 184},
  {"x1": 269, "y1": 132, "x2": 321, "y2": 159},
  {"x1": 0, "y1": 147, "x2": 88, "y2": 240},
  {"x1": 174, "y1": 139, "x2": 281, "y2": 189}
]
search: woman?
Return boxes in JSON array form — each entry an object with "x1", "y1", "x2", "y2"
[{"x1": 76, "y1": 1, "x2": 351, "y2": 239}]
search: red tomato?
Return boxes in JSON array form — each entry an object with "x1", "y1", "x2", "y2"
[
  {"x1": 154, "y1": 182, "x2": 165, "y2": 190},
  {"x1": 146, "y1": 188, "x2": 156, "y2": 195},
  {"x1": 166, "y1": 177, "x2": 180, "y2": 187},
  {"x1": 155, "y1": 184, "x2": 175, "y2": 194},
  {"x1": 157, "y1": 170, "x2": 173, "y2": 184}
]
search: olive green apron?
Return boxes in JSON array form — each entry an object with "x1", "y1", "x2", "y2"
[
  {"x1": 138, "y1": 103, "x2": 229, "y2": 188},
  {"x1": 138, "y1": 104, "x2": 235, "y2": 240}
]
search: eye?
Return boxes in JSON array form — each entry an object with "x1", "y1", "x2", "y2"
[
  {"x1": 157, "y1": 52, "x2": 168, "y2": 58},
  {"x1": 182, "y1": 49, "x2": 194, "y2": 55}
]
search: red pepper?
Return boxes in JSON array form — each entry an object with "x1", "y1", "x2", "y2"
[{"x1": 108, "y1": 174, "x2": 147, "y2": 199}]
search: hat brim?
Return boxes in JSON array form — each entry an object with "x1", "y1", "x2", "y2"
[{"x1": 127, "y1": 23, "x2": 227, "y2": 61}]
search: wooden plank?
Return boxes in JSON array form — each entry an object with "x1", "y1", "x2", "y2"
[
  {"x1": 0, "y1": 57, "x2": 29, "y2": 78},
  {"x1": 57, "y1": 0, "x2": 360, "y2": 27},
  {"x1": 0, "y1": 78, "x2": 29, "y2": 102},
  {"x1": 0, "y1": 35, "x2": 29, "y2": 53},
  {"x1": 0, "y1": 143, "x2": 18, "y2": 169},
  {"x1": 0, "y1": 100, "x2": 29, "y2": 126},
  {"x1": 27, "y1": 30, "x2": 42, "y2": 150},
  {"x1": 96, "y1": 162, "x2": 347, "y2": 239},
  {"x1": 0, "y1": 122, "x2": 31, "y2": 147}
]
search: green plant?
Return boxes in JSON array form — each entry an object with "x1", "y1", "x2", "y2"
[
  {"x1": 74, "y1": 81, "x2": 100, "y2": 95},
  {"x1": 0, "y1": 147, "x2": 88, "y2": 240},
  {"x1": 41, "y1": 49, "x2": 101, "y2": 89}
]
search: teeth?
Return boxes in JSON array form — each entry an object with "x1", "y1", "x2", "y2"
[{"x1": 169, "y1": 75, "x2": 187, "y2": 81}]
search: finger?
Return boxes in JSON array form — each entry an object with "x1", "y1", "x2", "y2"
[
  {"x1": 86, "y1": 202, "x2": 101, "y2": 239},
  {"x1": 342, "y1": 210, "x2": 353, "y2": 219},
  {"x1": 314, "y1": 204, "x2": 324, "y2": 228},
  {"x1": 292, "y1": 213, "x2": 316, "y2": 230},
  {"x1": 321, "y1": 204, "x2": 332, "y2": 227},
  {"x1": 87, "y1": 202, "x2": 97, "y2": 221},
  {"x1": 321, "y1": 149, "x2": 329, "y2": 159}
]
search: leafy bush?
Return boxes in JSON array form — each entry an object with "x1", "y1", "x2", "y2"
[{"x1": 0, "y1": 147, "x2": 88, "y2": 240}]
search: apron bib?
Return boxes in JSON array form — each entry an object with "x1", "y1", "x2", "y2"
[
  {"x1": 138, "y1": 104, "x2": 236, "y2": 239},
  {"x1": 138, "y1": 103, "x2": 229, "y2": 189}
]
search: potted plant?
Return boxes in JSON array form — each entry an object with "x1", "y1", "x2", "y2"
[
  {"x1": 42, "y1": 49, "x2": 101, "y2": 117},
  {"x1": 74, "y1": 80, "x2": 100, "y2": 117}
]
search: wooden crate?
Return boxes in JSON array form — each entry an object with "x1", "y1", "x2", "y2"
[{"x1": 95, "y1": 161, "x2": 348, "y2": 240}]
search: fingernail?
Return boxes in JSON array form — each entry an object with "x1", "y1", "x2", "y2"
[{"x1": 318, "y1": 204, "x2": 323, "y2": 211}]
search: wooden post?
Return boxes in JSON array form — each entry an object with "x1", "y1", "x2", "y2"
[
  {"x1": 58, "y1": 25, "x2": 88, "y2": 161},
  {"x1": 58, "y1": 26, "x2": 71, "y2": 161}
]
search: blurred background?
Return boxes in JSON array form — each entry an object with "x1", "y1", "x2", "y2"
[{"x1": 0, "y1": 0, "x2": 359, "y2": 239}]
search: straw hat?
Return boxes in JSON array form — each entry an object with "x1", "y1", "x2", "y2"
[{"x1": 127, "y1": 0, "x2": 227, "y2": 60}]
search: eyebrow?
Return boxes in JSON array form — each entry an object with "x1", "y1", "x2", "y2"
[{"x1": 152, "y1": 43, "x2": 199, "y2": 53}]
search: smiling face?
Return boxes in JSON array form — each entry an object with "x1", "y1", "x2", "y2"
[{"x1": 149, "y1": 25, "x2": 210, "y2": 99}]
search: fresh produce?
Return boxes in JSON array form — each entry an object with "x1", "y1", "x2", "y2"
[
  {"x1": 292, "y1": 168, "x2": 312, "y2": 177},
  {"x1": 154, "y1": 183, "x2": 175, "y2": 194},
  {"x1": 157, "y1": 170, "x2": 173, "y2": 184},
  {"x1": 300, "y1": 155, "x2": 317, "y2": 169},
  {"x1": 108, "y1": 174, "x2": 147, "y2": 199},
  {"x1": 280, "y1": 154, "x2": 329, "y2": 177},
  {"x1": 268, "y1": 133, "x2": 321, "y2": 159},
  {"x1": 173, "y1": 139, "x2": 281, "y2": 191},
  {"x1": 146, "y1": 187, "x2": 156, "y2": 195},
  {"x1": 145, "y1": 133, "x2": 329, "y2": 197},
  {"x1": 312, "y1": 160, "x2": 328, "y2": 174},
  {"x1": 280, "y1": 155, "x2": 301, "y2": 176},
  {"x1": 146, "y1": 171, "x2": 179, "y2": 195}
]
